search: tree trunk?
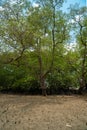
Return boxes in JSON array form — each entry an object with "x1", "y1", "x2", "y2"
[
  {"x1": 86, "y1": 83, "x2": 87, "y2": 90},
  {"x1": 42, "y1": 88, "x2": 47, "y2": 96},
  {"x1": 79, "y1": 78, "x2": 85, "y2": 94},
  {"x1": 40, "y1": 77, "x2": 47, "y2": 96}
]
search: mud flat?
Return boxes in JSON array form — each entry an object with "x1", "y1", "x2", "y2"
[{"x1": 0, "y1": 94, "x2": 87, "y2": 130}]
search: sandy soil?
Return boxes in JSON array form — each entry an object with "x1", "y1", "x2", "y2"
[{"x1": 0, "y1": 94, "x2": 87, "y2": 130}]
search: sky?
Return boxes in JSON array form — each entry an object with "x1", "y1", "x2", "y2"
[
  {"x1": 62, "y1": 0, "x2": 86, "y2": 47},
  {"x1": 0, "y1": 0, "x2": 86, "y2": 7},
  {"x1": 62, "y1": 0, "x2": 86, "y2": 12}
]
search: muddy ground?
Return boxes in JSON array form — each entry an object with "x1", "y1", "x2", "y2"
[{"x1": 0, "y1": 94, "x2": 87, "y2": 130}]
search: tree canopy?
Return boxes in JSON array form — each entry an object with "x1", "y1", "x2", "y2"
[{"x1": 0, "y1": 0, "x2": 87, "y2": 95}]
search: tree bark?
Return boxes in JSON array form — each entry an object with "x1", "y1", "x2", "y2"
[{"x1": 40, "y1": 77, "x2": 47, "y2": 96}]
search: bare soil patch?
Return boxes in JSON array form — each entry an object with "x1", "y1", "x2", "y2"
[{"x1": 0, "y1": 94, "x2": 87, "y2": 130}]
